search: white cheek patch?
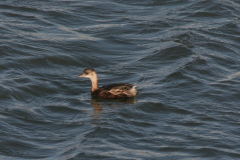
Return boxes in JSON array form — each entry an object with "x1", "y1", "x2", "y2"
[{"x1": 84, "y1": 74, "x2": 90, "y2": 78}]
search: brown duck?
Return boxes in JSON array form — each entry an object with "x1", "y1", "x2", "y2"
[{"x1": 79, "y1": 68, "x2": 138, "y2": 98}]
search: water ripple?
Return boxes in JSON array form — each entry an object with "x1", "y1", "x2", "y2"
[{"x1": 1, "y1": 0, "x2": 240, "y2": 159}]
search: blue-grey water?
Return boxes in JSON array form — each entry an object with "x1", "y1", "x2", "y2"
[{"x1": 1, "y1": 0, "x2": 240, "y2": 159}]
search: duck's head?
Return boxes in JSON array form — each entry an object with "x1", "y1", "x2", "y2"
[{"x1": 79, "y1": 68, "x2": 97, "y2": 79}]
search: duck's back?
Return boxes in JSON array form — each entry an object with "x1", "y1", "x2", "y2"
[{"x1": 92, "y1": 83, "x2": 138, "y2": 98}]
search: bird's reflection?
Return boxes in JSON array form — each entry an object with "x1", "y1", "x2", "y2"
[{"x1": 90, "y1": 97, "x2": 137, "y2": 115}]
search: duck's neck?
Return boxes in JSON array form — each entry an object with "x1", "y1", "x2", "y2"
[{"x1": 89, "y1": 73, "x2": 99, "y2": 94}]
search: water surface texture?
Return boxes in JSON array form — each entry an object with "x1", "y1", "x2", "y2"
[{"x1": 1, "y1": 0, "x2": 240, "y2": 159}]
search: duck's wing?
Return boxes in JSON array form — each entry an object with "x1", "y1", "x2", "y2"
[{"x1": 99, "y1": 83, "x2": 137, "y2": 98}]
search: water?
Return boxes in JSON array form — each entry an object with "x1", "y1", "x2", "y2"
[{"x1": 1, "y1": 0, "x2": 240, "y2": 159}]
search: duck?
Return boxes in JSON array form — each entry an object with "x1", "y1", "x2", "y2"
[{"x1": 79, "y1": 68, "x2": 138, "y2": 98}]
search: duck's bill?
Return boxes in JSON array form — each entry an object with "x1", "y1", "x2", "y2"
[{"x1": 79, "y1": 75, "x2": 84, "y2": 77}]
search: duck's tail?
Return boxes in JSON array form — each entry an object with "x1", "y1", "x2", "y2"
[{"x1": 126, "y1": 85, "x2": 138, "y2": 97}]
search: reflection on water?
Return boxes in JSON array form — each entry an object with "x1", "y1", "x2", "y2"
[
  {"x1": 90, "y1": 98, "x2": 103, "y2": 115},
  {"x1": 90, "y1": 97, "x2": 137, "y2": 115}
]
